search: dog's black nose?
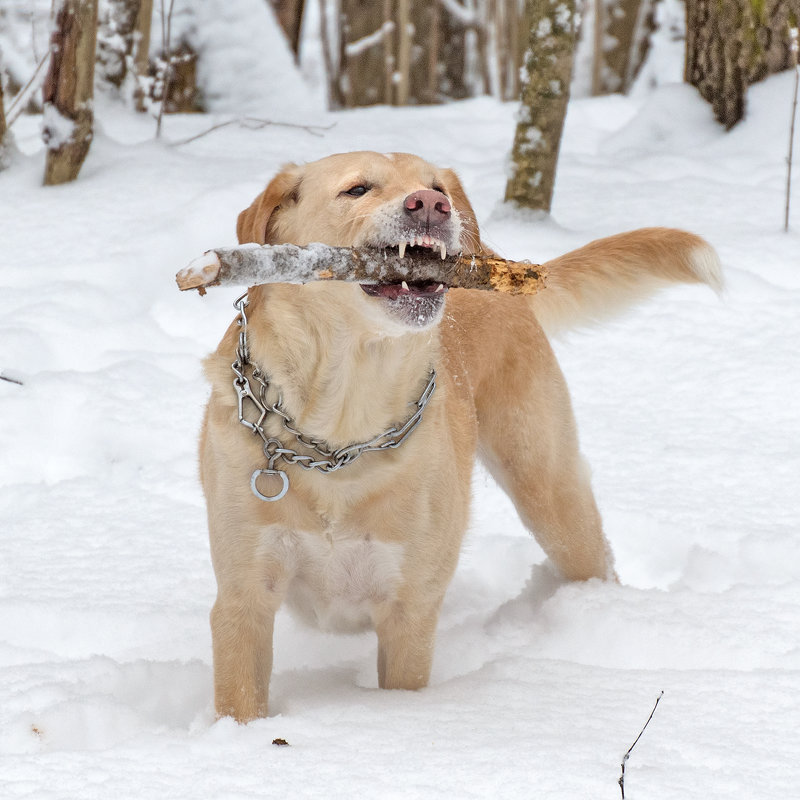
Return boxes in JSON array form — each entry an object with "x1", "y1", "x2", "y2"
[{"x1": 404, "y1": 190, "x2": 451, "y2": 226}]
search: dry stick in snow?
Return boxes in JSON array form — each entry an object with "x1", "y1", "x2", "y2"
[
  {"x1": 618, "y1": 690, "x2": 664, "y2": 800},
  {"x1": 170, "y1": 118, "x2": 334, "y2": 147},
  {"x1": 175, "y1": 243, "x2": 547, "y2": 296},
  {"x1": 5, "y1": 52, "x2": 49, "y2": 128}
]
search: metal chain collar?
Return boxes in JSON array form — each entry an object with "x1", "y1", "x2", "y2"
[{"x1": 231, "y1": 292, "x2": 437, "y2": 502}]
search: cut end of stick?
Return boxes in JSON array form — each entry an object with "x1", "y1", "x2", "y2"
[{"x1": 176, "y1": 250, "x2": 223, "y2": 292}]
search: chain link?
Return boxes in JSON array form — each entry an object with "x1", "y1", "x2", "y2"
[{"x1": 231, "y1": 292, "x2": 436, "y2": 501}]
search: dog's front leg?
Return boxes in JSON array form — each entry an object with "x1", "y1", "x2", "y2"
[
  {"x1": 374, "y1": 596, "x2": 443, "y2": 691},
  {"x1": 211, "y1": 585, "x2": 282, "y2": 723}
]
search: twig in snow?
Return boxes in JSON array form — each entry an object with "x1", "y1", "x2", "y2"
[
  {"x1": 5, "y1": 52, "x2": 49, "y2": 128},
  {"x1": 0, "y1": 373, "x2": 24, "y2": 386},
  {"x1": 785, "y1": 26, "x2": 799, "y2": 233},
  {"x1": 170, "y1": 117, "x2": 335, "y2": 147},
  {"x1": 618, "y1": 691, "x2": 664, "y2": 800},
  {"x1": 155, "y1": 0, "x2": 177, "y2": 139}
]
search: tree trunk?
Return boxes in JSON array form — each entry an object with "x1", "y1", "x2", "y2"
[
  {"x1": 268, "y1": 0, "x2": 306, "y2": 58},
  {"x1": 97, "y1": 0, "x2": 140, "y2": 87},
  {"x1": 592, "y1": 0, "x2": 655, "y2": 95},
  {"x1": 395, "y1": 0, "x2": 412, "y2": 105},
  {"x1": 132, "y1": 0, "x2": 154, "y2": 112},
  {"x1": 43, "y1": 0, "x2": 98, "y2": 186},
  {"x1": 330, "y1": 0, "x2": 531, "y2": 108},
  {"x1": 505, "y1": 0, "x2": 577, "y2": 212},
  {"x1": 0, "y1": 69, "x2": 7, "y2": 141},
  {"x1": 96, "y1": 0, "x2": 153, "y2": 109},
  {"x1": 685, "y1": 0, "x2": 800, "y2": 129},
  {"x1": 0, "y1": 70, "x2": 10, "y2": 168},
  {"x1": 340, "y1": 0, "x2": 386, "y2": 106}
]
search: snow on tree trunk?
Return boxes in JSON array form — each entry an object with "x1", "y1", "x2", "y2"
[
  {"x1": 685, "y1": 0, "x2": 800, "y2": 129},
  {"x1": 592, "y1": 0, "x2": 655, "y2": 95},
  {"x1": 43, "y1": 0, "x2": 98, "y2": 186},
  {"x1": 96, "y1": 0, "x2": 153, "y2": 111},
  {"x1": 505, "y1": 0, "x2": 577, "y2": 212},
  {"x1": 131, "y1": 0, "x2": 153, "y2": 112}
]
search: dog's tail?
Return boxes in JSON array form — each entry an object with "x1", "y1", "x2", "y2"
[{"x1": 528, "y1": 228, "x2": 723, "y2": 334}]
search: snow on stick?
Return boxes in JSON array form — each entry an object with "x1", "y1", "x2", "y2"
[{"x1": 176, "y1": 243, "x2": 547, "y2": 296}]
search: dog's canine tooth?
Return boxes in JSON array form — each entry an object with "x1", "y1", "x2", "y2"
[
  {"x1": 398, "y1": 241, "x2": 407, "y2": 259},
  {"x1": 439, "y1": 241, "x2": 447, "y2": 259},
  {"x1": 401, "y1": 281, "x2": 410, "y2": 292},
  {"x1": 436, "y1": 284, "x2": 445, "y2": 293}
]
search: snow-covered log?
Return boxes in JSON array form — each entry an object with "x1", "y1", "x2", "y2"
[{"x1": 176, "y1": 243, "x2": 547, "y2": 296}]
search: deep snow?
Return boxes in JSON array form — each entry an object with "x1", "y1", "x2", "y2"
[{"x1": 2, "y1": 10, "x2": 800, "y2": 799}]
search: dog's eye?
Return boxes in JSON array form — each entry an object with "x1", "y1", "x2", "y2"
[{"x1": 342, "y1": 184, "x2": 370, "y2": 197}]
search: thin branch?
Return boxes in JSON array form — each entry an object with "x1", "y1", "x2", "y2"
[
  {"x1": 156, "y1": 0, "x2": 176, "y2": 139},
  {"x1": 618, "y1": 690, "x2": 664, "y2": 800},
  {"x1": 0, "y1": 373, "x2": 24, "y2": 386},
  {"x1": 785, "y1": 27, "x2": 799, "y2": 233},
  {"x1": 169, "y1": 117, "x2": 335, "y2": 146},
  {"x1": 6, "y1": 52, "x2": 49, "y2": 127}
]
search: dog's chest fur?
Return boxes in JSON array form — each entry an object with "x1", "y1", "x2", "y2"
[{"x1": 261, "y1": 525, "x2": 405, "y2": 632}]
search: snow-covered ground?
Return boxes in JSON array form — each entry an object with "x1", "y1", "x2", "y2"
[{"x1": 2, "y1": 14, "x2": 800, "y2": 799}]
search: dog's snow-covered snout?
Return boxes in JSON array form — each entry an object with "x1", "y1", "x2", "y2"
[
  {"x1": 365, "y1": 187, "x2": 463, "y2": 260},
  {"x1": 357, "y1": 187, "x2": 460, "y2": 327},
  {"x1": 397, "y1": 189, "x2": 452, "y2": 259}
]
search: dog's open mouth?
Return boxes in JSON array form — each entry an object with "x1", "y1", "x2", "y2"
[
  {"x1": 361, "y1": 280, "x2": 446, "y2": 300},
  {"x1": 359, "y1": 237, "x2": 451, "y2": 327}
]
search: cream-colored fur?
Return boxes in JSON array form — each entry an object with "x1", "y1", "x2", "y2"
[{"x1": 201, "y1": 151, "x2": 722, "y2": 722}]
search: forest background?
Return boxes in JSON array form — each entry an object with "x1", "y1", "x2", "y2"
[{"x1": 1, "y1": 2, "x2": 799, "y2": 799}]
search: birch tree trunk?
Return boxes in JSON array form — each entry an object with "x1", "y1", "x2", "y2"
[
  {"x1": 505, "y1": 0, "x2": 577, "y2": 212},
  {"x1": 43, "y1": 0, "x2": 98, "y2": 186}
]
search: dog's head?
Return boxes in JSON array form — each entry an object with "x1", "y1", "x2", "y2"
[{"x1": 236, "y1": 152, "x2": 484, "y2": 328}]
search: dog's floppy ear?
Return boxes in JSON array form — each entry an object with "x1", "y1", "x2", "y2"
[
  {"x1": 236, "y1": 164, "x2": 302, "y2": 244},
  {"x1": 440, "y1": 168, "x2": 491, "y2": 255}
]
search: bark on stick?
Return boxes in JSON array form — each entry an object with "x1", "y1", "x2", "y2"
[{"x1": 176, "y1": 243, "x2": 547, "y2": 296}]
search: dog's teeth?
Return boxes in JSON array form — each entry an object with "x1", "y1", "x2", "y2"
[
  {"x1": 436, "y1": 284, "x2": 445, "y2": 293},
  {"x1": 401, "y1": 281, "x2": 410, "y2": 292},
  {"x1": 440, "y1": 241, "x2": 447, "y2": 259},
  {"x1": 398, "y1": 241, "x2": 407, "y2": 259}
]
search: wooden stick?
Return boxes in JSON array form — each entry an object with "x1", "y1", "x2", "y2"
[{"x1": 176, "y1": 243, "x2": 547, "y2": 296}]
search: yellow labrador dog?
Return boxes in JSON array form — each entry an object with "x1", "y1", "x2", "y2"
[{"x1": 201, "y1": 151, "x2": 722, "y2": 722}]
